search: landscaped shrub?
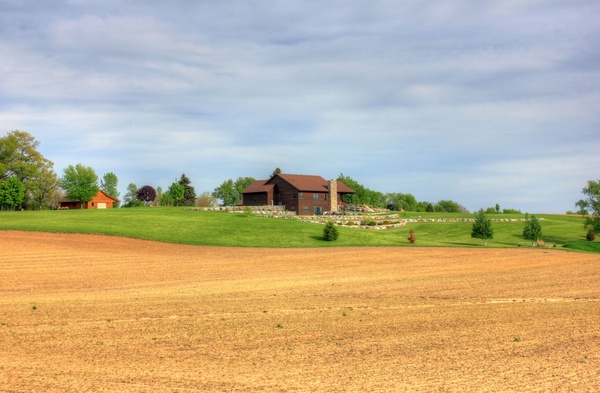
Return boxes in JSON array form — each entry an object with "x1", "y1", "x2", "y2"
[
  {"x1": 361, "y1": 218, "x2": 376, "y2": 226},
  {"x1": 323, "y1": 221, "x2": 339, "y2": 241},
  {"x1": 382, "y1": 220, "x2": 391, "y2": 225},
  {"x1": 408, "y1": 229, "x2": 416, "y2": 243},
  {"x1": 346, "y1": 221, "x2": 355, "y2": 226},
  {"x1": 587, "y1": 226, "x2": 596, "y2": 241}
]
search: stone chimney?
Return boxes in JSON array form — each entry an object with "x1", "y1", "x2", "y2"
[{"x1": 328, "y1": 179, "x2": 338, "y2": 213}]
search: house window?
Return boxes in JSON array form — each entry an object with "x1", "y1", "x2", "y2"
[
  {"x1": 293, "y1": 193, "x2": 297, "y2": 199},
  {"x1": 276, "y1": 193, "x2": 280, "y2": 200},
  {"x1": 253, "y1": 196, "x2": 257, "y2": 202},
  {"x1": 324, "y1": 194, "x2": 327, "y2": 201},
  {"x1": 313, "y1": 193, "x2": 318, "y2": 201},
  {"x1": 303, "y1": 206, "x2": 309, "y2": 212},
  {"x1": 299, "y1": 192, "x2": 304, "y2": 200}
]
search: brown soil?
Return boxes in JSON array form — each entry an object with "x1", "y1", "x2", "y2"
[{"x1": 1, "y1": 231, "x2": 599, "y2": 392}]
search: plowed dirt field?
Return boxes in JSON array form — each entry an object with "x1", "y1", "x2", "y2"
[{"x1": 1, "y1": 231, "x2": 599, "y2": 392}]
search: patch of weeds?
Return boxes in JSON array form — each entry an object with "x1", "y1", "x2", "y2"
[
  {"x1": 151, "y1": 337, "x2": 158, "y2": 341},
  {"x1": 513, "y1": 337, "x2": 521, "y2": 342},
  {"x1": 275, "y1": 324, "x2": 284, "y2": 329},
  {"x1": 31, "y1": 305, "x2": 37, "y2": 310},
  {"x1": 342, "y1": 311, "x2": 348, "y2": 317}
]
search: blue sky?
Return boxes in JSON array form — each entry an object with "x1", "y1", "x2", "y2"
[{"x1": 2, "y1": 1, "x2": 598, "y2": 213}]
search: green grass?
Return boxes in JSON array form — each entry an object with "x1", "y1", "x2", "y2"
[{"x1": 0, "y1": 208, "x2": 596, "y2": 251}]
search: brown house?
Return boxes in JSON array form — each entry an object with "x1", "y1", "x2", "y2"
[
  {"x1": 241, "y1": 174, "x2": 355, "y2": 215},
  {"x1": 59, "y1": 190, "x2": 119, "y2": 209}
]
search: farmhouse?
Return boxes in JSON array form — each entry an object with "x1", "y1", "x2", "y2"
[
  {"x1": 59, "y1": 190, "x2": 119, "y2": 209},
  {"x1": 241, "y1": 173, "x2": 355, "y2": 215}
]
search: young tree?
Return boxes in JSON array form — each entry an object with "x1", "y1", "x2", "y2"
[
  {"x1": 471, "y1": 209, "x2": 493, "y2": 246},
  {"x1": 322, "y1": 221, "x2": 339, "y2": 241},
  {"x1": 176, "y1": 173, "x2": 196, "y2": 206},
  {"x1": 523, "y1": 215, "x2": 543, "y2": 246},
  {"x1": 101, "y1": 172, "x2": 120, "y2": 207},
  {"x1": 155, "y1": 186, "x2": 163, "y2": 206},
  {"x1": 576, "y1": 179, "x2": 600, "y2": 234},
  {"x1": 136, "y1": 185, "x2": 156, "y2": 205},
  {"x1": 60, "y1": 164, "x2": 99, "y2": 208},
  {"x1": 0, "y1": 177, "x2": 25, "y2": 210},
  {"x1": 271, "y1": 167, "x2": 282, "y2": 178}
]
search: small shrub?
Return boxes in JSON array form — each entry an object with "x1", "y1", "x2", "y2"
[
  {"x1": 361, "y1": 218, "x2": 376, "y2": 226},
  {"x1": 407, "y1": 229, "x2": 416, "y2": 243},
  {"x1": 346, "y1": 221, "x2": 355, "y2": 226},
  {"x1": 587, "y1": 226, "x2": 596, "y2": 241},
  {"x1": 382, "y1": 220, "x2": 391, "y2": 225},
  {"x1": 323, "y1": 221, "x2": 339, "y2": 241}
]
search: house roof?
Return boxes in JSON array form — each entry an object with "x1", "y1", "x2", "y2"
[
  {"x1": 242, "y1": 174, "x2": 355, "y2": 194},
  {"x1": 241, "y1": 180, "x2": 275, "y2": 194}
]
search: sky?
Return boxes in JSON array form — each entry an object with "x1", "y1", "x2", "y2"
[{"x1": 1, "y1": 1, "x2": 599, "y2": 213}]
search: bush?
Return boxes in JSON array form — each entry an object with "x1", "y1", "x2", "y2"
[
  {"x1": 323, "y1": 221, "x2": 339, "y2": 241},
  {"x1": 407, "y1": 229, "x2": 416, "y2": 243},
  {"x1": 587, "y1": 226, "x2": 596, "y2": 241},
  {"x1": 361, "y1": 218, "x2": 376, "y2": 226}
]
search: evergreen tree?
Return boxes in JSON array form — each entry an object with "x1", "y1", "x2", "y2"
[
  {"x1": 176, "y1": 173, "x2": 196, "y2": 206},
  {"x1": 323, "y1": 221, "x2": 339, "y2": 241}
]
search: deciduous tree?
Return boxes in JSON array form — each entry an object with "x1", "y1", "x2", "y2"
[
  {"x1": 0, "y1": 177, "x2": 25, "y2": 210},
  {"x1": 101, "y1": 172, "x2": 120, "y2": 207},
  {"x1": 576, "y1": 179, "x2": 600, "y2": 234},
  {"x1": 471, "y1": 209, "x2": 493, "y2": 246},
  {"x1": 523, "y1": 215, "x2": 543, "y2": 246},
  {"x1": 136, "y1": 185, "x2": 156, "y2": 205},
  {"x1": 60, "y1": 164, "x2": 99, "y2": 208}
]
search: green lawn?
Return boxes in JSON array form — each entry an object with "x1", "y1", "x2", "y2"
[{"x1": 0, "y1": 208, "x2": 597, "y2": 251}]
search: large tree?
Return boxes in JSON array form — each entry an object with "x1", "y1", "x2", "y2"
[
  {"x1": 0, "y1": 177, "x2": 25, "y2": 210},
  {"x1": 176, "y1": 173, "x2": 196, "y2": 206},
  {"x1": 28, "y1": 158, "x2": 60, "y2": 210},
  {"x1": 123, "y1": 183, "x2": 138, "y2": 206},
  {"x1": 0, "y1": 130, "x2": 58, "y2": 209},
  {"x1": 212, "y1": 176, "x2": 255, "y2": 206},
  {"x1": 101, "y1": 172, "x2": 120, "y2": 207},
  {"x1": 136, "y1": 185, "x2": 156, "y2": 205},
  {"x1": 576, "y1": 179, "x2": 600, "y2": 234},
  {"x1": 471, "y1": 209, "x2": 494, "y2": 246},
  {"x1": 60, "y1": 164, "x2": 99, "y2": 208}
]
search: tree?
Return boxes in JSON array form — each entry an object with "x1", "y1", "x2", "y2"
[
  {"x1": 386, "y1": 192, "x2": 418, "y2": 211},
  {"x1": 471, "y1": 209, "x2": 493, "y2": 246},
  {"x1": 155, "y1": 186, "x2": 163, "y2": 206},
  {"x1": 60, "y1": 164, "x2": 99, "y2": 208},
  {"x1": 212, "y1": 176, "x2": 255, "y2": 206},
  {"x1": 271, "y1": 167, "x2": 282, "y2": 178},
  {"x1": 523, "y1": 215, "x2": 543, "y2": 246},
  {"x1": 576, "y1": 179, "x2": 600, "y2": 234},
  {"x1": 101, "y1": 172, "x2": 120, "y2": 207},
  {"x1": 28, "y1": 158, "x2": 59, "y2": 210},
  {"x1": 337, "y1": 173, "x2": 385, "y2": 207},
  {"x1": 0, "y1": 177, "x2": 25, "y2": 210},
  {"x1": 196, "y1": 191, "x2": 217, "y2": 207},
  {"x1": 407, "y1": 228, "x2": 416, "y2": 243},
  {"x1": 322, "y1": 221, "x2": 339, "y2": 241},
  {"x1": 122, "y1": 183, "x2": 141, "y2": 207},
  {"x1": 434, "y1": 200, "x2": 467, "y2": 213},
  {"x1": 1, "y1": 130, "x2": 58, "y2": 209},
  {"x1": 163, "y1": 182, "x2": 184, "y2": 206},
  {"x1": 495, "y1": 204, "x2": 500, "y2": 214},
  {"x1": 136, "y1": 185, "x2": 156, "y2": 205},
  {"x1": 176, "y1": 173, "x2": 196, "y2": 206}
]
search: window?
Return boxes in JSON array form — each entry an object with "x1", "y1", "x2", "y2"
[
  {"x1": 253, "y1": 196, "x2": 257, "y2": 202},
  {"x1": 324, "y1": 194, "x2": 327, "y2": 201},
  {"x1": 276, "y1": 193, "x2": 280, "y2": 200},
  {"x1": 313, "y1": 193, "x2": 318, "y2": 201},
  {"x1": 303, "y1": 206, "x2": 309, "y2": 212},
  {"x1": 299, "y1": 192, "x2": 304, "y2": 200},
  {"x1": 293, "y1": 193, "x2": 297, "y2": 199}
]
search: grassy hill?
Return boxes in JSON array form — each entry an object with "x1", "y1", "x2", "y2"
[{"x1": 0, "y1": 208, "x2": 597, "y2": 251}]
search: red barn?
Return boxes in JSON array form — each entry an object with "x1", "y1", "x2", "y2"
[
  {"x1": 241, "y1": 173, "x2": 355, "y2": 215},
  {"x1": 59, "y1": 190, "x2": 119, "y2": 209}
]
